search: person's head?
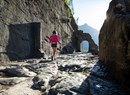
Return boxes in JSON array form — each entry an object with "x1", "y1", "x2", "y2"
[{"x1": 53, "y1": 31, "x2": 56, "y2": 34}]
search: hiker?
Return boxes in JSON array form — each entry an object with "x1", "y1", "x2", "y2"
[{"x1": 49, "y1": 30, "x2": 60, "y2": 60}]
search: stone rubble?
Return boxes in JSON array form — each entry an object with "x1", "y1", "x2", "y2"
[{"x1": 0, "y1": 53, "x2": 129, "y2": 95}]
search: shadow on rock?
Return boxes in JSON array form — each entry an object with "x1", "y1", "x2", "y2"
[{"x1": 87, "y1": 62, "x2": 129, "y2": 95}]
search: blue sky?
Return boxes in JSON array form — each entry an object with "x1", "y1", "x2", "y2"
[{"x1": 73, "y1": 0, "x2": 111, "y2": 31}]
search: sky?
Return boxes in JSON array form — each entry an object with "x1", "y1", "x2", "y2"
[{"x1": 73, "y1": 0, "x2": 111, "y2": 31}]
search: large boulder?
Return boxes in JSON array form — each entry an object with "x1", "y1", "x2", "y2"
[{"x1": 99, "y1": 0, "x2": 130, "y2": 87}]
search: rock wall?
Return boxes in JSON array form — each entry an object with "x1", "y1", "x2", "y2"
[
  {"x1": 99, "y1": 0, "x2": 130, "y2": 87},
  {"x1": 0, "y1": 0, "x2": 77, "y2": 61}
]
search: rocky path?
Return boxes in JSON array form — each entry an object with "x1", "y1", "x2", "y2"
[{"x1": 0, "y1": 53, "x2": 129, "y2": 95}]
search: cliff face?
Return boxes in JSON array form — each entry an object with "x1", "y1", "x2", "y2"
[
  {"x1": 99, "y1": 0, "x2": 130, "y2": 86},
  {"x1": 0, "y1": 0, "x2": 77, "y2": 61}
]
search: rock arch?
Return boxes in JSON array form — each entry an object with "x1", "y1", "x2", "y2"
[{"x1": 72, "y1": 30, "x2": 98, "y2": 55}]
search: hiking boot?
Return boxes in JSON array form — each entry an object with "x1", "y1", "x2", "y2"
[
  {"x1": 54, "y1": 57, "x2": 56, "y2": 60},
  {"x1": 51, "y1": 56, "x2": 54, "y2": 61}
]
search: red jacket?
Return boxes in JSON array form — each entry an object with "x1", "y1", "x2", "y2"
[{"x1": 49, "y1": 34, "x2": 60, "y2": 44}]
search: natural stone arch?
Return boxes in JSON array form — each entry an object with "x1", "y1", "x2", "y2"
[{"x1": 72, "y1": 30, "x2": 98, "y2": 55}]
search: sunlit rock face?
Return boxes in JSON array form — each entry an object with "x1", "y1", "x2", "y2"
[
  {"x1": 99, "y1": 0, "x2": 130, "y2": 86},
  {"x1": 0, "y1": 0, "x2": 77, "y2": 61}
]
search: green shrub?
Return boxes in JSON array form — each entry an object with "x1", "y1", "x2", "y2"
[
  {"x1": 64, "y1": 0, "x2": 72, "y2": 18},
  {"x1": 64, "y1": 0, "x2": 69, "y2": 5},
  {"x1": 67, "y1": 8, "x2": 72, "y2": 18}
]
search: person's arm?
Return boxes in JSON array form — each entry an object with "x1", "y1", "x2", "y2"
[{"x1": 57, "y1": 36, "x2": 60, "y2": 44}]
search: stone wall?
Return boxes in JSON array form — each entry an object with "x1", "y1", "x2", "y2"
[
  {"x1": 0, "y1": 0, "x2": 76, "y2": 61},
  {"x1": 99, "y1": 0, "x2": 130, "y2": 87}
]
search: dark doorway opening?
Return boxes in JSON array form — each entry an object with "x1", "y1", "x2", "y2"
[{"x1": 7, "y1": 22, "x2": 41, "y2": 61}]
